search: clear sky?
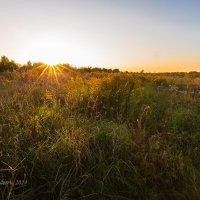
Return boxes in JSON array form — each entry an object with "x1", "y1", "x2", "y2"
[{"x1": 0, "y1": 0, "x2": 200, "y2": 72}]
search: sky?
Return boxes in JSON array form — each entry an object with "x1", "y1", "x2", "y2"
[{"x1": 0, "y1": 0, "x2": 200, "y2": 72}]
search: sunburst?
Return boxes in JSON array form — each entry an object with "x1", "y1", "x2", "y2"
[{"x1": 34, "y1": 63, "x2": 73, "y2": 84}]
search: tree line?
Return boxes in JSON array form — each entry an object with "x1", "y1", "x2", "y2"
[
  {"x1": 0, "y1": 56, "x2": 121, "y2": 73},
  {"x1": 0, "y1": 55, "x2": 199, "y2": 77}
]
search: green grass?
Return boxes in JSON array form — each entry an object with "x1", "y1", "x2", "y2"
[{"x1": 0, "y1": 69, "x2": 200, "y2": 199}]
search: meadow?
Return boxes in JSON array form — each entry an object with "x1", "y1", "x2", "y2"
[{"x1": 0, "y1": 60, "x2": 200, "y2": 199}]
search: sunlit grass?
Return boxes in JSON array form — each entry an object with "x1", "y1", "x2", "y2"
[{"x1": 0, "y1": 69, "x2": 199, "y2": 200}]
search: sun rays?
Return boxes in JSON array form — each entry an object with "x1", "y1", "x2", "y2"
[{"x1": 34, "y1": 64, "x2": 72, "y2": 84}]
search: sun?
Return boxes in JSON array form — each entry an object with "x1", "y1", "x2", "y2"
[{"x1": 16, "y1": 32, "x2": 102, "y2": 67}]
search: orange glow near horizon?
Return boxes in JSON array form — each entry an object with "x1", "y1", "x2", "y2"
[{"x1": 8, "y1": 34, "x2": 199, "y2": 72}]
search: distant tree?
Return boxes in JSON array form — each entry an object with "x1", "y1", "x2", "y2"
[
  {"x1": 188, "y1": 71, "x2": 199, "y2": 78},
  {"x1": 113, "y1": 68, "x2": 120, "y2": 73},
  {"x1": 0, "y1": 56, "x2": 19, "y2": 72},
  {"x1": 140, "y1": 69, "x2": 144, "y2": 73},
  {"x1": 19, "y1": 60, "x2": 33, "y2": 72},
  {"x1": 0, "y1": 56, "x2": 9, "y2": 72},
  {"x1": 79, "y1": 66, "x2": 120, "y2": 73},
  {"x1": 27, "y1": 61, "x2": 32, "y2": 68},
  {"x1": 102, "y1": 68, "x2": 107, "y2": 72}
]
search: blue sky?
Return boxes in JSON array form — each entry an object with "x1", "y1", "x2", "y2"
[{"x1": 0, "y1": 0, "x2": 200, "y2": 71}]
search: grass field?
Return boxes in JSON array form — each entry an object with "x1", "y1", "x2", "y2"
[{"x1": 0, "y1": 65, "x2": 200, "y2": 199}]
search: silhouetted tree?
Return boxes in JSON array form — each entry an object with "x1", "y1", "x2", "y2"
[
  {"x1": 113, "y1": 68, "x2": 120, "y2": 73},
  {"x1": 140, "y1": 69, "x2": 144, "y2": 73},
  {"x1": 20, "y1": 61, "x2": 33, "y2": 71},
  {"x1": 76, "y1": 66, "x2": 121, "y2": 73},
  {"x1": 0, "y1": 56, "x2": 19, "y2": 72},
  {"x1": 188, "y1": 71, "x2": 199, "y2": 78}
]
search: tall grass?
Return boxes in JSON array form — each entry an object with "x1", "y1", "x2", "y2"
[{"x1": 0, "y1": 69, "x2": 200, "y2": 199}]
